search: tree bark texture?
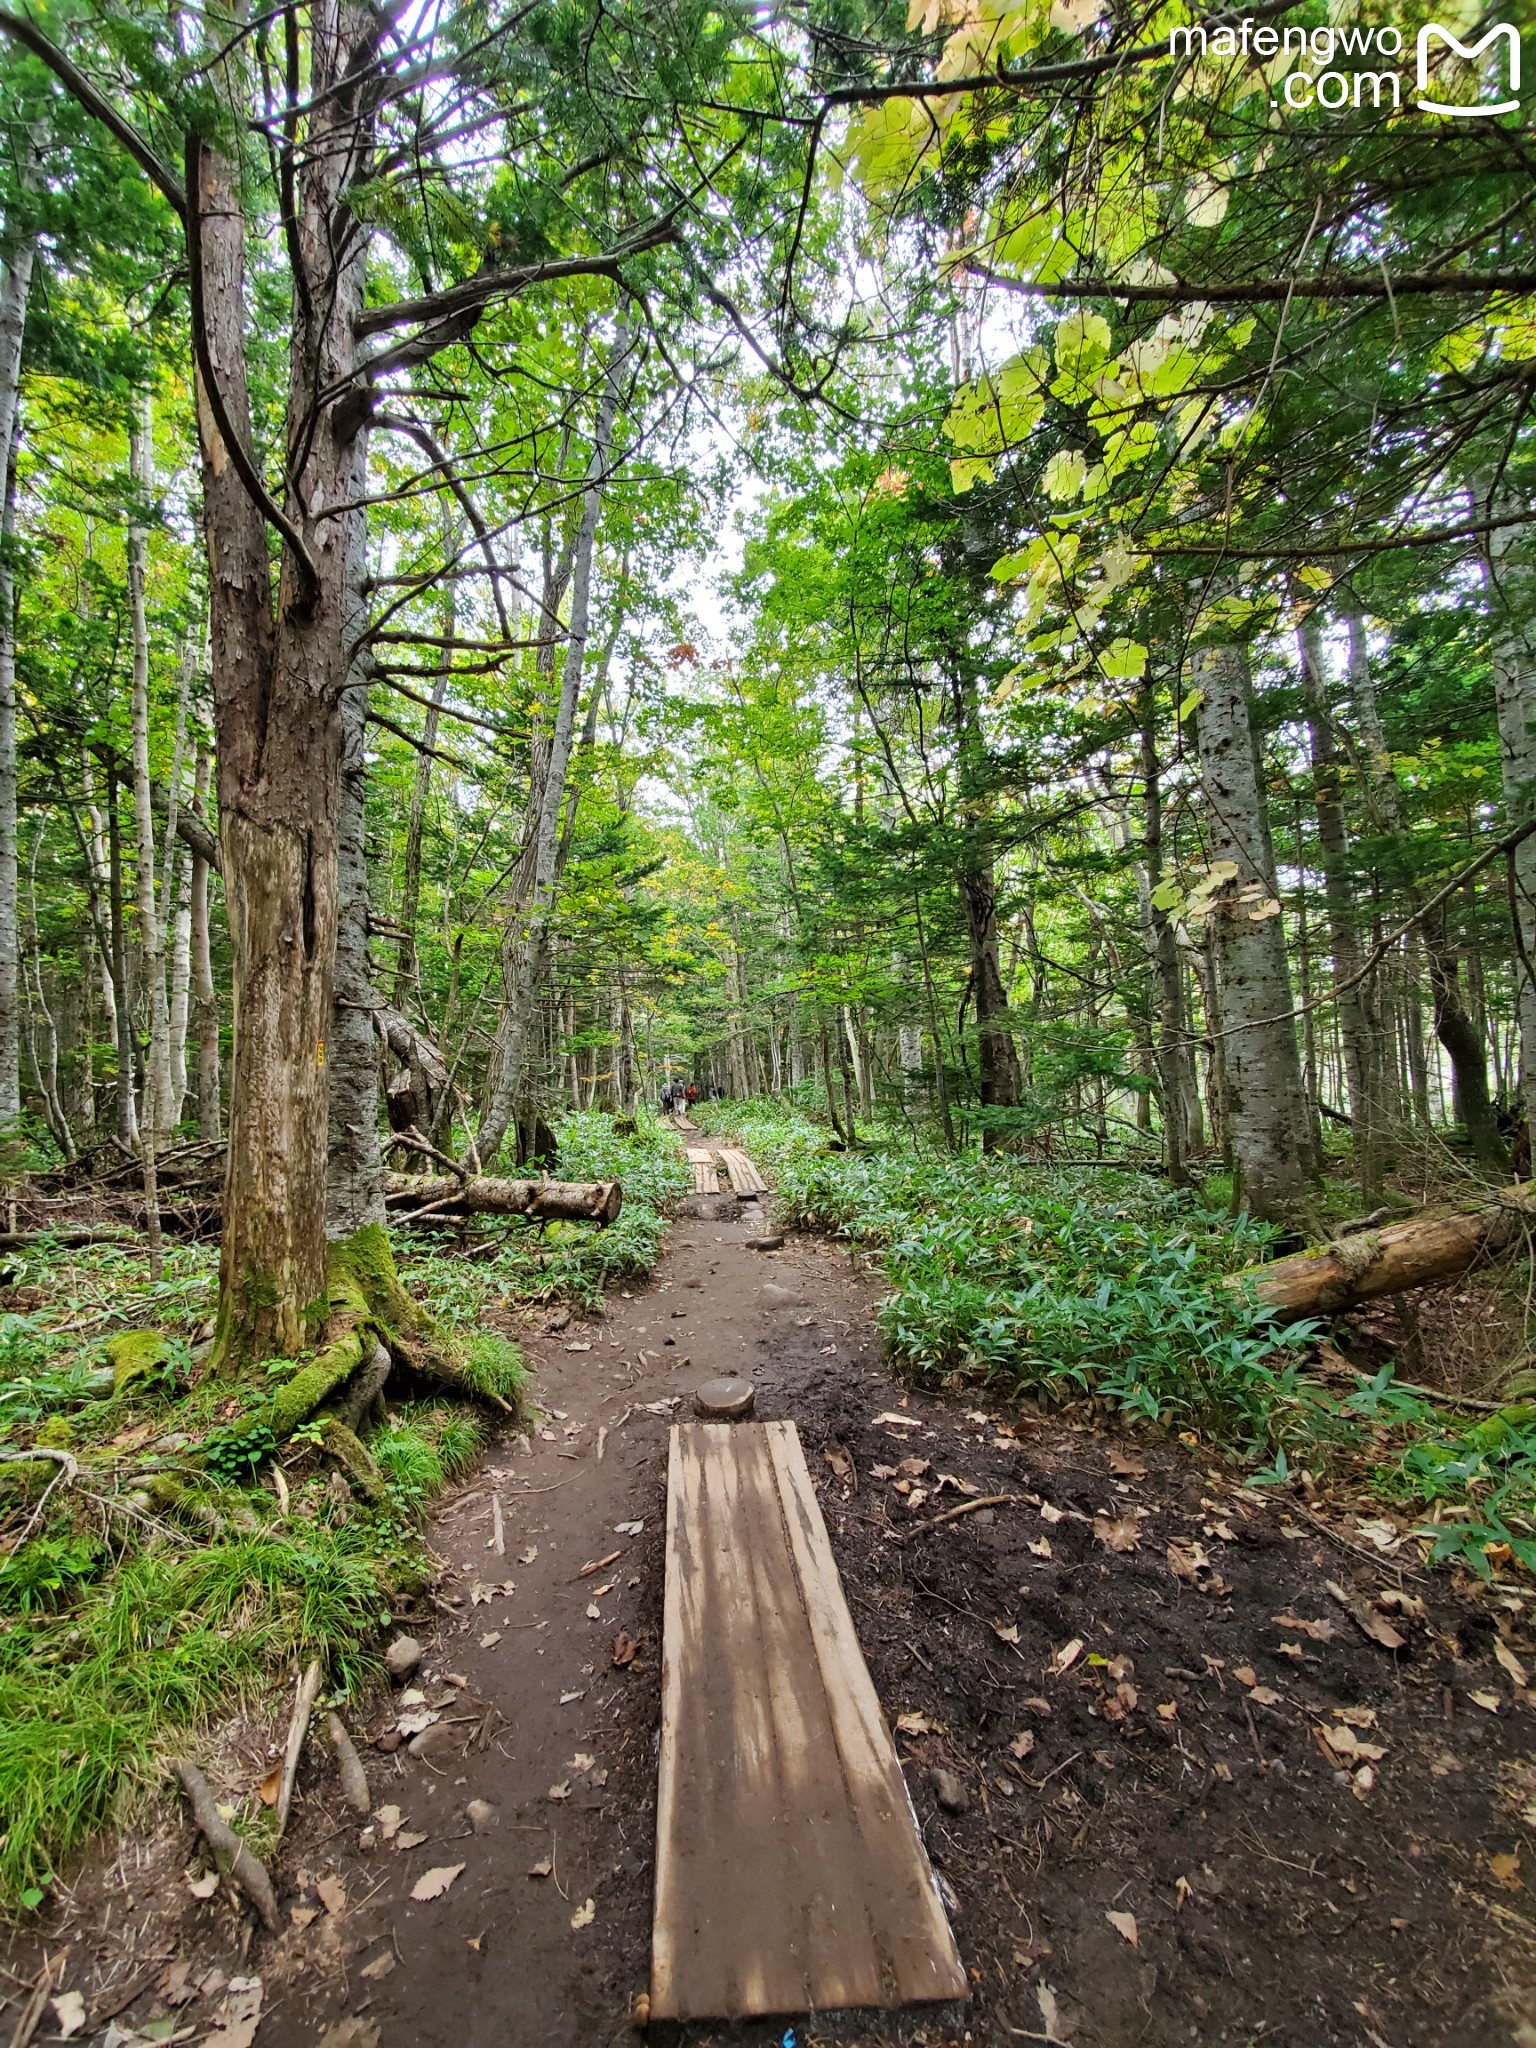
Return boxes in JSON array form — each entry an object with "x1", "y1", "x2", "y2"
[
  {"x1": 1238, "y1": 1185, "x2": 1536, "y2": 1315},
  {"x1": 194, "y1": 3, "x2": 379, "y2": 1363},
  {"x1": 1299, "y1": 614, "x2": 1379, "y2": 1193},
  {"x1": 1483, "y1": 489, "x2": 1536, "y2": 1134},
  {"x1": 1192, "y1": 639, "x2": 1314, "y2": 1221},
  {"x1": 384, "y1": 1172, "x2": 621, "y2": 1223},
  {"x1": 0, "y1": 213, "x2": 35, "y2": 1128},
  {"x1": 477, "y1": 326, "x2": 627, "y2": 1162}
]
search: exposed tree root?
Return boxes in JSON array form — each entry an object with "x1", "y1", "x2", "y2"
[{"x1": 172, "y1": 1759, "x2": 279, "y2": 1930}]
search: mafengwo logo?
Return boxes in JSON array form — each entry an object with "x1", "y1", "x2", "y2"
[{"x1": 1168, "y1": 14, "x2": 1523, "y2": 117}]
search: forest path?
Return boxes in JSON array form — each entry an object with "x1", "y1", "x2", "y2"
[
  {"x1": 39, "y1": 1185, "x2": 1529, "y2": 2047},
  {"x1": 263, "y1": 1190, "x2": 896, "y2": 2047},
  {"x1": 264, "y1": 1183, "x2": 1536, "y2": 2048}
]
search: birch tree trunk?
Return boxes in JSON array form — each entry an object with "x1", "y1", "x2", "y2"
[
  {"x1": 128, "y1": 392, "x2": 175, "y2": 1152},
  {"x1": 1483, "y1": 493, "x2": 1536, "y2": 1137},
  {"x1": 477, "y1": 324, "x2": 627, "y2": 1162},
  {"x1": 0, "y1": 212, "x2": 35, "y2": 1131},
  {"x1": 1136, "y1": 681, "x2": 1187, "y2": 1184},
  {"x1": 189, "y1": 743, "x2": 220, "y2": 1140},
  {"x1": 1299, "y1": 614, "x2": 1379, "y2": 1193},
  {"x1": 1191, "y1": 639, "x2": 1314, "y2": 1222}
]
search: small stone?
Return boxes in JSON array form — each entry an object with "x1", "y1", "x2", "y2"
[
  {"x1": 376, "y1": 1730, "x2": 402, "y2": 1754},
  {"x1": 466, "y1": 1799, "x2": 500, "y2": 1833},
  {"x1": 548, "y1": 1308, "x2": 571, "y2": 1332},
  {"x1": 758, "y1": 1282, "x2": 800, "y2": 1308},
  {"x1": 384, "y1": 1636, "x2": 423, "y2": 1682},
  {"x1": 357, "y1": 1827, "x2": 377, "y2": 1854},
  {"x1": 930, "y1": 1767, "x2": 969, "y2": 1816},
  {"x1": 693, "y1": 1376, "x2": 757, "y2": 1421},
  {"x1": 746, "y1": 1235, "x2": 785, "y2": 1251}
]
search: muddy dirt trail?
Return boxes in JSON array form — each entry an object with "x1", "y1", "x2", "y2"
[
  {"x1": 266, "y1": 1168, "x2": 897, "y2": 2048},
  {"x1": 11, "y1": 1146, "x2": 1536, "y2": 2048}
]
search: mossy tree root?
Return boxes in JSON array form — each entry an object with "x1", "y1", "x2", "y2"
[{"x1": 263, "y1": 1223, "x2": 527, "y2": 1458}]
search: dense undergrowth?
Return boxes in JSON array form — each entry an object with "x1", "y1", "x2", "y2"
[
  {"x1": 695, "y1": 1098, "x2": 1536, "y2": 1581},
  {"x1": 0, "y1": 1110, "x2": 684, "y2": 1911}
]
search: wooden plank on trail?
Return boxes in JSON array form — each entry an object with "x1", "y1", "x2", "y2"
[
  {"x1": 651, "y1": 1421, "x2": 966, "y2": 2022},
  {"x1": 684, "y1": 1146, "x2": 719, "y2": 1195},
  {"x1": 717, "y1": 1146, "x2": 769, "y2": 1195}
]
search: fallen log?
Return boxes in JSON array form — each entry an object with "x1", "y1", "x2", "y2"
[
  {"x1": 1235, "y1": 1182, "x2": 1536, "y2": 1316},
  {"x1": 383, "y1": 1172, "x2": 621, "y2": 1225}
]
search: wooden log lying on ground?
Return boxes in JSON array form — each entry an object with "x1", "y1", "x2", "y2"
[
  {"x1": 1235, "y1": 1182, "x2": 1536, "y2": 1315},
  {"x1": 383, "y1": 1172, "x2": 622, "y2": 1225}
]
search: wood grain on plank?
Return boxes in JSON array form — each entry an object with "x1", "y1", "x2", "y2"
[
  {"x1": 684, "y1": 1147, "x2": 720, "y2": 1194},
  {"x1": 651, "y1": 1421, "x2": 966, "y2": 2022},
  {"x1": 718, "y1": 1147, "x2": 769, "y2": 1194}
]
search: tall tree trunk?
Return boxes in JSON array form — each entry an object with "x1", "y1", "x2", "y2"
[
  {"x1": 189, "y1": 742, "x2": 220, "y2": 1140},
  {"x1": 393, "y1": 511, "x2": 454, "y2": 1006},
  {"x1": 194, "y1": 0, "x2": 380, "y2": 1363},
  {"x1": 128, "y1": 391, "x2": 175, "y2": 1152},
  {"x1": 959, "y1": 855, "x2": 1021, "y2": 1151},
  {"x1": 326, "y1": 648, "x2": 385, "y2": 1237},
  {"x1": 1299, "y1": 614, "x2": 1379, "y2": 1193},
  {"x1": 1424, "y1": 900, "x2": 1508, "y2": 1170},
  {"x1": 1191, "y1": 639, "x2": 1314, "y2": 1222},
  {"x1": 1482, "y1": 493, "x2": 1536, "y2": 1139},
  {"x1": 0, "y1": 214, "x2": 35, "y2": 1131},
  {"x1": 104, "y1": 762, "x2": 140, "y2": 1149},
  {"x1": 1136, "y1": 681, "x2": 1187, "y2": 1184},
  {"x1": 477, "y1": 325, "x2": 626, "y2": 1162}
]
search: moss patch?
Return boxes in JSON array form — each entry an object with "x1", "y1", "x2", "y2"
[{"x1": 104, "y1": 1329, "x2": 174, "y2": 1395}]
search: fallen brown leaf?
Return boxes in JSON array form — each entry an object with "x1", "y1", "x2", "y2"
[
  {"x1": 410, "y1": 1864, "x2": 465, "y2": 1902},
  {"x1": 1093, "y1": 1515, "x2": 1141, "y2": 1554},
  {"x1": 1105, "y1": 1909, "x2": 1139, "y2": 1947}
]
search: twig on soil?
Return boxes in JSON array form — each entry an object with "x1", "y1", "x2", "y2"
[
  {"x1": 276, "y1": 1658, "x2": 324, "y2": 1838},
  {"x1": 490, "y1": 1492, "x2": 505, "y2": 1555},
  {"x1": 7, "y1": 1951, "x2": 66, "y2": 2048},
  {"x1": 1022, "y1": 1750, "x2": 1084, "y2": 1792},
  {"x1": 171, "y1": 1761, "x2": 279, "y2": 1930},
  {"x1": 1288, "y1": 1502, "x2": 1428, "y2": 1582},
  {"x1": 327, "y1": 1714, "x2": 370, "y2": 1815},
  {"x1": 894, "y1": 1495, "x2": 1020, "y2": 1544}
]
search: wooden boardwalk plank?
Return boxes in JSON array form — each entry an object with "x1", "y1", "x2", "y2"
[
  {"x1": 684, "y1": 1147, "x2": 720, "y2": 1195},
  {"x1": 718, "y1": 1146, "x2": 769, "y2": 1195},
  {"x1": 652, "y1": 1421, "x2": 966, "y2": 2022}
]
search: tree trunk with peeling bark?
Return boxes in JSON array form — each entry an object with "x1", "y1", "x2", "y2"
[
  {"x1": 192, "y1": 11, "x2": 378, "y2": 1365},
  {"x1": 1192, "y1": 638, "x2": 1315, "y2": 1223},
  {"x1": 478, "y1": 326, "x2": 627, "y2": 1165},
  {"x1": 0, "y1": 207, "x2": 34, "y2": 1131},
  {"x1": 1238, "y1": 1186, "x2": 1534, "y2": 1315}
]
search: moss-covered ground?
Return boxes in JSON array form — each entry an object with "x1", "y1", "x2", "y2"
[{"x1": 0, "y1": 1108, "x2": 686, "y2": 1912}]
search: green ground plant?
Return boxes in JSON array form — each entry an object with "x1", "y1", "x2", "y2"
[
  {"x1": 0, "y1": 1109, "x2": 680, "y2": 1912},
  {"x1": 700, "y1": 1099, "x2": 1536, "y2": 1575}
]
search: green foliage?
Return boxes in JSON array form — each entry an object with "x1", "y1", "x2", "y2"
[
  {"x1": 0, "y1": 1533, "x2": 103, "y2": 1614},
  {"x1": 202, "y1": 1421, "x2": 278, "y2": 1486},
  {"x1": 720, "y1": 1099, "x2": 1317, "y2": 1452},
  {"x1": 0, "y1": 1516, "x2": 399, "y2": 1907}
]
